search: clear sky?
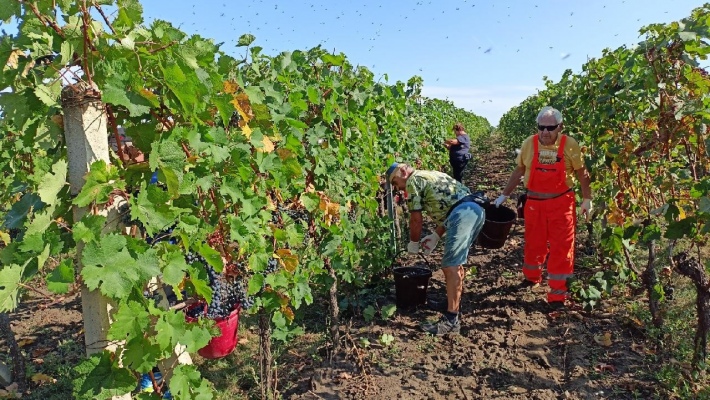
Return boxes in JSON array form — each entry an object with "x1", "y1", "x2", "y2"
[{"x1": 3, "y1": 1, "x2": 705, "y2": 125}]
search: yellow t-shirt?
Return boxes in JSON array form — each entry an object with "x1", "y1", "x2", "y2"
[{"x1": 515, "y1": 134, "x2": 584, "y2": 188}]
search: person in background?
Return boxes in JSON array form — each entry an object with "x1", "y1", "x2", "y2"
[
  {"x1": 493, "y1": 106, "x2": 592, "y2": 310},
  {"x1": 444, "y1": 122, "x2": 472, "y2": 183},
  {"x1": 386, "y1": 162, "x2": 485, "y2": 335}
]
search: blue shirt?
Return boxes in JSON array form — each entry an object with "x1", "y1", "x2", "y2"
[{"x1": 449, "y1": 133, "x2": 471, "y2": 161}]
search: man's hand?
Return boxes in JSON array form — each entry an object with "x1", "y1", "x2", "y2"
[
  {"x1": 580, "y1": 198, "x2": 592, "y2": 221},
  {"x1": 407, "y1": 241, "x2": 420, "y2": 254},
  {"x1": 494, "y1": 194, "x2": 509, "y2": 207},
  {"x1": 421, "y1": 232, "x2": 440, "y2": 255}
]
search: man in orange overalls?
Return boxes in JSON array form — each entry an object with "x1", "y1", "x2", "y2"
[{"x1": 494, "y1": 106, "x2": 592, "y2": 309}]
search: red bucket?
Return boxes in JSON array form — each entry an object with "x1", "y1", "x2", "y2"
[{"x1": 186, "y1": 303, "x2": 241, "y2": 359}]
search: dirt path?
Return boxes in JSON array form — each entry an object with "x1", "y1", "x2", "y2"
[{"x1": 287, "y1": 139, "x2": 654, "y2": 400}]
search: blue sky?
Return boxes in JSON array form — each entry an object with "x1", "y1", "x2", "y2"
[{"x1": 3, "y1": 1, "x2": 705, "y2": 125}]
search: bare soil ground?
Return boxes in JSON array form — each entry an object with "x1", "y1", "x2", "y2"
[{"x1": 1, "y1": 139, "x2": 659, "y2": 400}]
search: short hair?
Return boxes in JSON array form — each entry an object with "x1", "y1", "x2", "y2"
[
  {"x1": 453, "y1": 122, "x2": 465, "y2": 132},
  {"x1": 536, "y1": 106, "x2": 563, "y2": 124}
]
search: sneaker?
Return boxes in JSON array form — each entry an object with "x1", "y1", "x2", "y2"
[{"x1": 422, "y1": 316, "x2": 461, "y2": 335}]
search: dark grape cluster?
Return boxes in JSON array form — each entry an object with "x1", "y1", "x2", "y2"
[
  {"x1": 278, "y1": 205, "x2": 309, "y2": 224},
  {"x1": 265, "y1": 257, "x2": 279, "y2": 274},
  {"x1": 118, "y1": 202, "x2": 133, "y2": 226},
  {"x1": 8, "y1": 228, "x2": 21, "y2": 240},
  {"x1": 270, "y1": 210, "x2": 281, "y2": 226},
  {"x1": 205, "y1": 266, "x2": 251, "y2": 319},
  {"x1": 663, "y1": 285, "x2": 675, "y2": 301},
  {"x1": 184, "y1": 251, "x2": 252, "y2": 319}
]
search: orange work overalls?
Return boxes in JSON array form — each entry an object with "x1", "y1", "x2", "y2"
[{"x1": 522, "y1": 134, "x2": 576, "y2": 303}]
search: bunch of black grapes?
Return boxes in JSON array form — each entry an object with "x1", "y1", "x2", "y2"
[
  {"x1": 185, "y1": 251, "x2": 253, "y2": 319},
  {"x1": 277, "y1": 205, "x2": 309, "y2": 224}
]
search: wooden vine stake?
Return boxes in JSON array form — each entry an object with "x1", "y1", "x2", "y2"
[{"x1": 61, "y1": 81, "x2": 131, "y2": 400}]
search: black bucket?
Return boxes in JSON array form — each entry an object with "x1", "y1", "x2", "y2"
[
  {"x1": 477, "y1": 203, "x2": 517, "y2": 249},
  {"x1": 393, "y1": 266, "x2": 432, "y2": 308}
]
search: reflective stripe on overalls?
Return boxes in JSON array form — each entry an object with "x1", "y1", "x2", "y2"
[{"x1": 523, "y1": 134, "x2": 576, "y2": 303}]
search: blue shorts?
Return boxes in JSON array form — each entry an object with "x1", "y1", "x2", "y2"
[{"x1": 441, "y1": 202, "x2": 485, "y2": 268}]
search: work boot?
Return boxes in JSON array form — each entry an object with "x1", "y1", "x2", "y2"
[
  {"x1": 519, "y1": 279, "x2": 540, "y2": 289},
  {"x1": 421, "y1": 316, "x2": 461, "y2": 336}
]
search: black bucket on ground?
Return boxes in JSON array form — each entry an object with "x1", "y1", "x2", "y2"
[
  {"x1": 393, "y1": 266, "x2": 432, "y2": 308},
  {"x1": 477, "y1": 203, "x2": 517, "y2": 249}
]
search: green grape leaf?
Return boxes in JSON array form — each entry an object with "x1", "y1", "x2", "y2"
[
  {"x1": 73, "y1": 161, "x2": 125, "y2": 207},
  {"x1": 72, "y1": 215, "x2": 107, "y2": 244},
  {"x1": 72, "y1": 352, "x2": 135, "y2": 400},
  {"x1": 4, "y1": 193, "x2": 43, "y2": 229},
  {"x1": 0, "y1": 264, "x2": 25, "y2": 312},
  {"x1": 46, "y1": 258, "x2": 74, "y2": 294},
  {"x1": 153, "y1": 309, "x2": 211, "y2": 354},
  {"x1": 300, "y1": 192, "x2": 321, "y2": 212},
  {"x1": 0, "y1": 1, "x2": 21, "y2": 21},
  {"x1": 37, "y1": 160, "x2": 67, "y2": 206},
  {"x1": 34, "y1": 81, "x2": 61, "y2": 107},
  {"x1": 115, "y1": 0, "x2": 143, "y2": 29},
  {"x1": 188, "y1": 265, "x2": 212, "y2": 303},
  {"x1": 362, "y1": 305, "x2": 375, "y2": 322},
  {"x1": 107, "y1": 301, "x2": 151, "y2": 341},
  {"x1": 121, "y1": 337, "x2": 161, "y2": 374},
  {"x1": 102, "y1": 78, "x2": 152, "y2": 116},
  {"x1": 665, "y1": 217, "x2": 696, "y2": 239},
  {"x1": 180, "y1": 322, "x2": 214, "y2": 354},
  {"x1": 131, "y1": 184, "x2": 185, "y2": 236},
  {"x1": 248, "y1": 274, "x2": 264, "y2": 295},
  {"x1": 149, "y1": 140, "x2": 186, "y2": 179},
  {"x1": 81, "y1": 234, "x2": 160, "y2": 299},
  {"x1": 169, "y1": 364, "x2": 214, "y2": 400},
  {"x1": 161, "y1": 248, "x2": 190, "y2": 287},
  {"x1": 237, "y1": 33, "x2": 255, "y2": 47},
  {"x1": 243, "y1": 85, "x2": 265, "y2": 104},
  {"x1": 198, "y1": 243, "x2": 223, "y2": 272},
  {"x1": 381, "y1": 304, "x2": 397, "y2": 320}
]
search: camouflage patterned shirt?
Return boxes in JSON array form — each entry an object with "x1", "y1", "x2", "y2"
[{"x1": 406, "y1": 170, "x2": 471, "y2": 225}]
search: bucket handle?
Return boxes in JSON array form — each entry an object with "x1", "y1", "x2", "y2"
[{"x1": 391, "y1": 249, "x2": 434, "y2": 270}]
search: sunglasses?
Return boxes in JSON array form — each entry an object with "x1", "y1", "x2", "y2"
[{"x1": 538, "y1": 124, "x2": 559, "y2": 131}]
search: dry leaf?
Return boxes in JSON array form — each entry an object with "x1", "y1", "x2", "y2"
[
  {"x1": 238, "y1": 338, "x2": 249, "y2": 345},
  {"x1": 17, "y1": 338, "x2": 34, "y2": 347},
  {"x1": 31, "y1": 373, "x2": 57, "y2": 384},
  {"x1": 223, "y1": 80, "x2": 239, "y2": 95},
  {"x1": 0, "y1": 382, "x2": 21, "y2": 399},
  {"x1": 260, "y1": 135, "x2": 275, "y2": 153},
  {"x1": 240, "y1": 124, "x2": 253, "y2": 138},
  {"x1": 593, "y1": 332, "x2": 613, "y2": 347},
  {"x1": 275, "y1": 249, "x2": 299, "y2": 273},
  {"x1": 281, "y1": 306, "x2": 295, "y2": 322},
  {"x1": 338, "y1": 372, "x2": 353, "y2": 380},
  {"x1": 32, "y1": 347, "x2": 50, "y2": 358},
  {"x1": 593, "y1": 363, "x2": 616, "y2": 373},
  {"x1": 276, "y1": 148, "x2": 294, "y2": 161}
]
